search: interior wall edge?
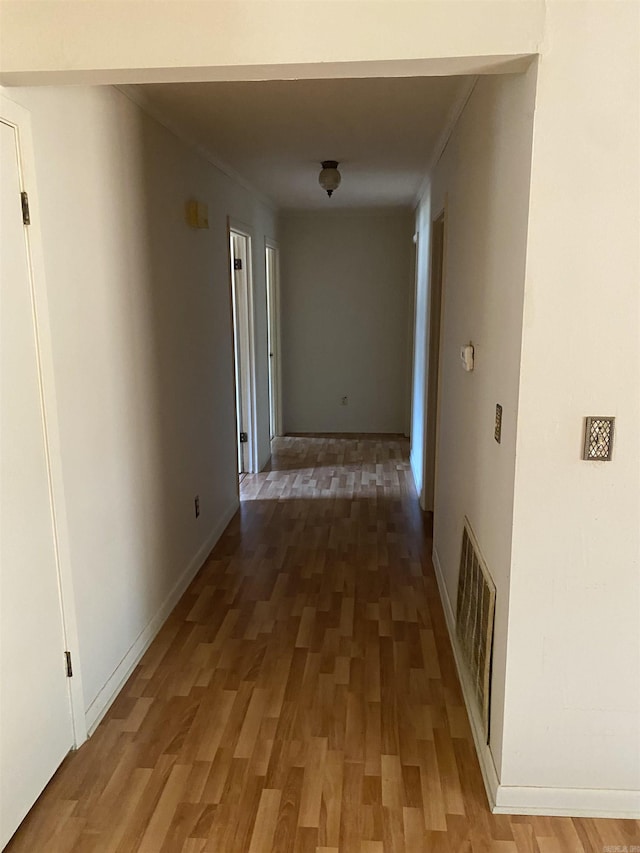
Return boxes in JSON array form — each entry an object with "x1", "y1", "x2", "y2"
[{"x1": 0, "y1": 57, "x2": 540, "y2": 90}]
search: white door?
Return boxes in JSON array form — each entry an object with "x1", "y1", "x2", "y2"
[
  {"x1": 1, "y1": 118, "x2": 74, "y2": 848},
  {"x1": 230, "y1": 230, "x2": 253, "y2": 474},
  {"x1": 265, "y1": 244, "x2": 281, "y2": 440}
]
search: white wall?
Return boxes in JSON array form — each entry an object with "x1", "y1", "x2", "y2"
[
  {"x1": 502, "y1": 1, "x2": 640, "y2": 800},
  {"x1": 415, "y1": 67, "x2": 537, "y2": 774},
  {"x1": 415, "y1": 3, "x2": 640, "y2": 813},
  {"x1": 280, "y1": 211, "x2": 413, "y2": 434},
  {"x1": 6, "y1": 85, "x2": 277, "y2": 725},
  {"x1": 0, "y1": 1, "x2": 545, "y2": 85}
]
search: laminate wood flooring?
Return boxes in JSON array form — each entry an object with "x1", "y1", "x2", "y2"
[{"x1": 7, "y1": 437, "x2": 639, "y2": 852}]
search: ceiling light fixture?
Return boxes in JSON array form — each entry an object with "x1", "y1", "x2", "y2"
[{"x1": 319, "y1": 160, "x2": 341, "y2": 197}]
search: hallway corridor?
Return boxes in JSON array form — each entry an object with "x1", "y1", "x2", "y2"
[{"x1": 7, "y1": 437, "x2": 637, "y2": 852}]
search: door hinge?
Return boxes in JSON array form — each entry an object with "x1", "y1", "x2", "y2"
[
  {"x1": 64, "y1": 651, "x2": 73, "y2": 677},
  {"x1": 239, "y1": 431, "x2": 248, "y2": 443},
  {"x1": 21, "y1": 191, "x2": 30, "y2": 225},
  {"x1": 233, "y1": 258, "x2": 242, "y2": 270}
]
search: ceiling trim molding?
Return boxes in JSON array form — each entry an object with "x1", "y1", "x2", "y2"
[
  {"x1": 117, "y1": 84, "x2": 279, "y2": 213},
  {"x1": 413, "y1": 76, "x2": 478, "y2": 208}
]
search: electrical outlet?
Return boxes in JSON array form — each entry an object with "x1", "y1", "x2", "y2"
[
  {"x1": 341, "y1": 396, "x2": 348, "y2": 406},
  {"x1": 194, "y1": 495, "x2": 200, "y2": 518}
]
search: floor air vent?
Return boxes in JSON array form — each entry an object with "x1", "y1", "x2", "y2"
[{"x1": 456, "y1": 518, "x2": 496, "y2": 743}]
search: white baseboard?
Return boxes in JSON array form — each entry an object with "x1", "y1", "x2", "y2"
[
  {"x1": 84, "y1": 499, "x2": 239, "y2": 735},
  {"x1": 493, "y1": 784, "x2": 640, "y2": 819},
  {"x1": 431, "y1": 545, "x2": 640, "y2": 820},
  {"x1": 431, "y1": 545, "x2": 501, "y2": 810}
]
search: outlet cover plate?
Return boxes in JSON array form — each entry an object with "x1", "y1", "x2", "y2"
[
  {"x1": 583, "y1": 416, "x2": 614, "y2": 461},
  {"x1": 494, "y1": 404, "x2": 503, "y2": 444}
]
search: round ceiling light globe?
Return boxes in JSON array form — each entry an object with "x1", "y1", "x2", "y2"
[{"x1": 319, "y1": 161, "x2": 341, "y2": 197}]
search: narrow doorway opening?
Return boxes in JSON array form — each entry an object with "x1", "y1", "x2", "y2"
[
  {"x1": 265, "y1": 241, "x2": 281, "y2": 440},
  {"x1": 408, "y1": 231, "x2": 419, "y2": 444},
  {"x1": 424, "y1": 210, "x2": 446, "y2": 513},
  {"x1": 229, "y1": 225, "x2": 256, "y2": 476}
]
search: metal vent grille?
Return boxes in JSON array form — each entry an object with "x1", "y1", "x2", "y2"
[{"x1": 456, "y1": 519, "x2": 496, "y2": 742}]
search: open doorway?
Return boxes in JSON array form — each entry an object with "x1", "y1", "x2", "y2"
[
  {"x1": 229, "y1": 223, "x2": 256, "y2": 476},
  {"x1": 424, "y1": 210, "x2": 446, "y2": 513},
  {"x1": 265, "y1": 240, "x2": 282, "y2": 440}
]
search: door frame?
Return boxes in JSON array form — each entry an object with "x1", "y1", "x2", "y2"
[
  {"x1": 1, "y1": 93, "x2": 87, "y2": 747},
  {"x1": 423, "y1": 205, "x2": 447, "y2": 514},
  {"x1": 228, "y1": 217, "x2": 258, "y2": 474},
  {"x1": 407, "y1": 230, "x2": 419, "y2": 440},
  {"x1": 265, "y1": 238, "x2": 282, "y2": 439}
]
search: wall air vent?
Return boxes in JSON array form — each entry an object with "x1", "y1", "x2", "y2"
[{"x1": 456, "y1": 518, "x2": 496, "y2": 743}]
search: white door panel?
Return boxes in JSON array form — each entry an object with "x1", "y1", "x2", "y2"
[
  {"x1": 230, "y1": 230, "x2": 254, "y2": 474},
  {"x1": 1, "y1": 118, "x2": 73, "y2": 848}
]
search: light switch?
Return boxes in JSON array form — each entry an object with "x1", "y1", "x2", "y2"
[
  {"x1": 583, "y1": 417, "x2": 614, "y2": 461},
  {"x1": 494, "y1": 404, "x2": 502, "y2": 444}
]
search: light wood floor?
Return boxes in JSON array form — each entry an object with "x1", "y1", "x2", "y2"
[{"x1": 7, "y1": 436, "x2": 639, "y2": 852}]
